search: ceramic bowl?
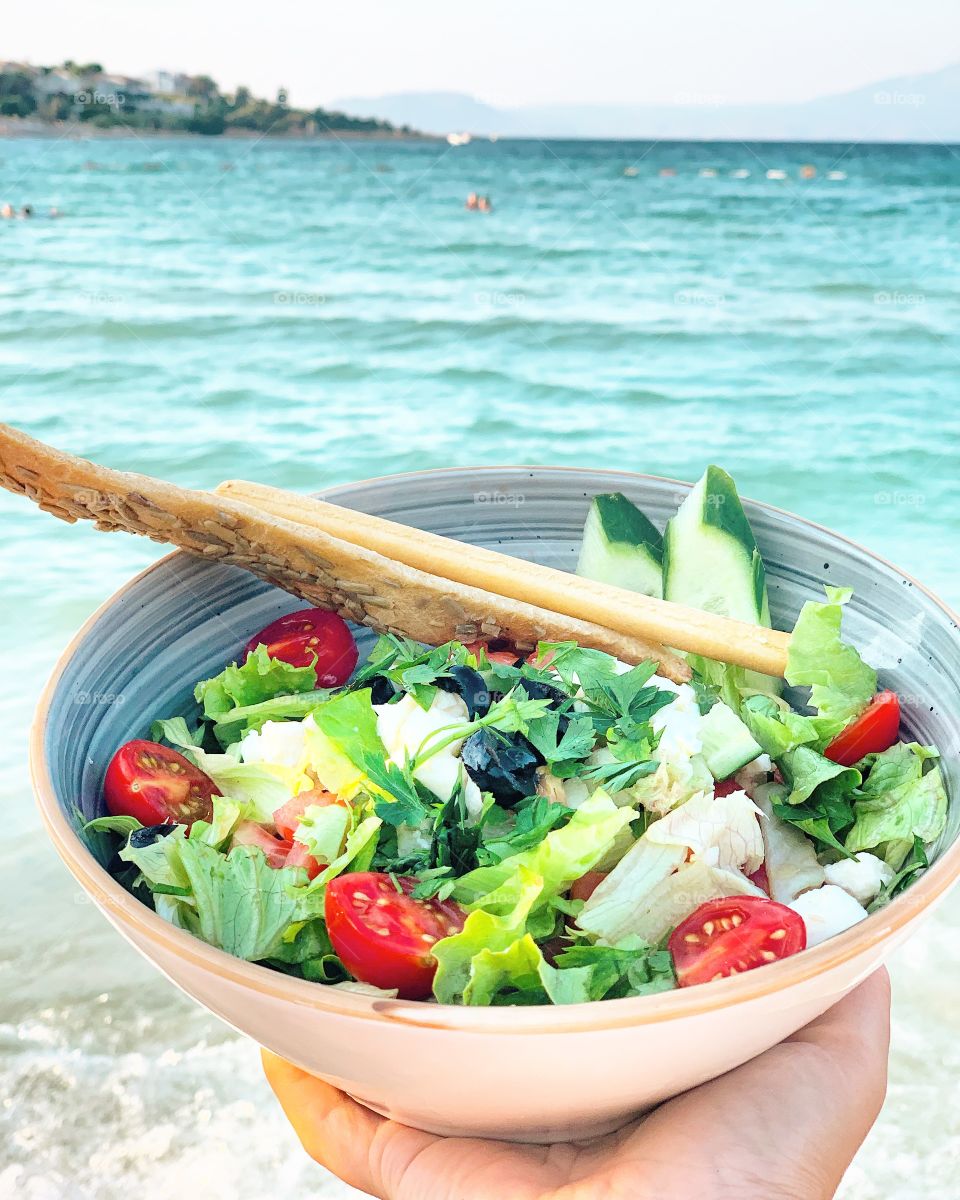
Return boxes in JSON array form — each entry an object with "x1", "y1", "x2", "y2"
[{"x1": 31, "y1": 468, "x2": 960, "y2": 1142}]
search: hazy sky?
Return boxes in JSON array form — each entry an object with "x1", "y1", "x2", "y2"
[{"x1": 5, "y1": 1, "x2": 958, "y2": 108}]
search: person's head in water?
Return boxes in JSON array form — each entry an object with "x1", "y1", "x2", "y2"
[
  {"x1": 1, "y1": 203, "x2": 13, "y2": 219},
  {"x1": 478, "y1": 195, "x2": 492, "y2": 213},
  {"x1": 20, "y1": 205, "x2": 32, "y2": 218},
  {"x1": 465, "y1": 192, "x2": 479, "y2": 209}
]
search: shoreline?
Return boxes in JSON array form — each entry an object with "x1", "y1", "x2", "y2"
[{"x1": 0, "y1": 117, "x2": 440, "y2": 142}]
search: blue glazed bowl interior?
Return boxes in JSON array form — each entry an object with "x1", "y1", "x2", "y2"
[{"x1": 42, "y1": 468, "x2": 960, "y2": 872}]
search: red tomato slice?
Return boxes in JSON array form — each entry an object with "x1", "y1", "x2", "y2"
[
  {"x1": 570, "y1": 870, "x2": 607, "y2": 902},
  {"x1": 825, "y1": 691, "x2": 901, "y2": 766},
  {"x1": 104, "y1": 739, "x2": 218, "y2": 829},
  {"x1": 462, "y1": 638, "x2": 524, "y2": 666},
  {"x1": 325, "y1": 872, "x2": 466, "y2": 999},
  {"x1": 668, "y1": 895, "x2": 806, "y2": 987},
  {"x1": 273, "y1": 788, "x2": 345, "y2": 840},
  {"x1": 230, "y1": 820, "x2": 293, "y2": 868},
  {"x1": 284, "y1": 839, "x2": 322, "y2": 880},
  {"x1": 246, "y1": 607, "x2": 358, "y2": 686},
  {"x1": 713, "y1": 778, "x2": 743, "y2": 798}
]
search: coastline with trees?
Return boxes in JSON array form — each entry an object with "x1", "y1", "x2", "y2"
[{"x1": 0, "y1": 61, "x2": 424, "y2": 138}]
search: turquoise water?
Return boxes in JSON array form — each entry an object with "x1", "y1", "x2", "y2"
[{"x1": 1, "y1": 136, "x2": 959, "y2": 1198}]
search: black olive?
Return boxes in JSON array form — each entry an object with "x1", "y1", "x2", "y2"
[
  {"x1": 436, "y1": 665, "x2": 492, "y2": 719},
  {"x1": 461, "y1": 729, "x2": 540, "y2": 807},
  {"x1": 516, "y1": 676, "x2": 570, "y2": 743},
  {"x1": 128, "y1": 823, "x2": 178, "y2": 848},
  {"x1": 368, "y1": 676, "x2": 399, "y2": 706}
]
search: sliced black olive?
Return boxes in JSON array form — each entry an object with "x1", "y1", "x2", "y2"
[
  {"x1": 128, "y1": 823, "x2": 178, "y2": 849},
  {"x1": 437, "y1": 665, "x2": 492, "y2": 719},
  {"x1": 517, "y1": 676, "x2": 569, "y2": 708},
  {"x1": 461, "y1": 729, "x2": 540, "y2": 807},
  {"x1": 368, "y1": 676, "x2": 399, "y2": 706}
]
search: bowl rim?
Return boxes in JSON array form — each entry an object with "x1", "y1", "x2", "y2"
[{"x1": 30, "y1": 465, "x2": 960, "y2": 1034}]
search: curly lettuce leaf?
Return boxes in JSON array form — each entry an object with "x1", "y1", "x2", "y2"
[
  {"x1": 740, "y1": 696, "x2": 818, "y2": 759},
  {"x1": 450, "y1": 791, "x2": 637, "y2": 909},
  {"x1": 195, "y1": 645, "x2": 318, "y2": 721},
  {"x1": 845, "y1": 743, "x2": 947, "y2": 869},
  {"x1": 785, "y1": 587, "x2": 877, "y2": 739},
  {"x1": 432, "y1": 866, "x2": 542, "y2": 1004},
  {"x1": 121, "y1": 827, "x2": 304, "y2": 960}
]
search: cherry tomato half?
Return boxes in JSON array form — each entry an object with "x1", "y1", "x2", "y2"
[
  {"x1": 668, "y1": 895, "x2": 806, "y2": 987},
  {"x1": 246, "y1": 607, "x2": 358, "y2": 686},
  {"x1": 325, "y1": 872, "x2": 466, "y2": 999},
  {"x1": 273, "y1": 788, "x2": 344, "y2": 840},
  {"x1": 104, "y1": 740, "x2": 218, "y2": 829},
  {"x1": 825, "y1": 691, "x2": 901, "y2": 767}
]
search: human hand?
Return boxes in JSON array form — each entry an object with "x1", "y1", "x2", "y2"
[{"x1": 262, "y1": 969, "x2": 890, "y2": 1200}]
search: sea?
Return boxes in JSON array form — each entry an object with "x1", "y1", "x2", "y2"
[{"x1": 1, "y1": 135, "x2": 958, "y2": 1199}]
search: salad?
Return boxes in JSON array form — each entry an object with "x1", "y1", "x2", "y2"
[{"x1": 84, "y1": 468, "x2": 949, "y2": 1005}]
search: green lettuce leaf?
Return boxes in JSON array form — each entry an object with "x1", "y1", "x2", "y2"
[
  {"x1": 431, "y1": 866, "x2": 542, "y2": 1004},
  {"x1": 195, "y1": 645, "x2": 317, "y2": 721},
  {"x1": 451, "y1": 791, "x2": 637, "y2": 909},
  {"x1": 544, "y1": 937, "x2": 676, "y2": 1002},
  {"x1": 740, "y1": 695, "x2": 818, "y2": 759},
  {"x1": 845, "y1": 743, "x2": 947, "y2": 869},
  {"x1": 785, "y1": 587, "x2": 877, "y2": 739},
  {"x1": 780, "y1": 746, "x2": 861, "y2": 807},
  {"x1": 176, "y1": 840, "x2": 302, "y2": 960}
]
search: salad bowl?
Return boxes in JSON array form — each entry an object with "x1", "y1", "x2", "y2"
[{"x1": 31, "y1": 467, "x2": 960, "y2": 1142}]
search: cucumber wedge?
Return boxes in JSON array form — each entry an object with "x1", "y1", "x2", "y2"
[
  {"x1": 664, "y1": 466, "x2": 780, "y2": 694},
  {"x1": 576, "y1": 492, "x2": 663, "y2": 599},
  {"x1": 699, "y1": 701, "x2": 763, "y2": 780}
]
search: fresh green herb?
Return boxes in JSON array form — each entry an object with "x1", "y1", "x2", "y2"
[
  {"x1": 414, "y1": 688, "x2": 552, "y2": 767},
  {"x1": 478, "y1": 794, "x2": 573, "y2": 865},
  {"x1": 524, "y1": 711, "x2": 596, "y2": 777}
]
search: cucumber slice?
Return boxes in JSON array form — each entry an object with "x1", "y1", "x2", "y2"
[
  {"x1": 664, "y1": 466, "x2": 778, "y2": 693},
  {"x1": 576, "y1": 492, "x2": 663, "y2": 599},
  {"x1": 699, "y1": 701, "x2": 763, "y2": 780}
]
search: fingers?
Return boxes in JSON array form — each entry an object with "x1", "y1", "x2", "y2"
[
  {"x1": 605, "y1": 971, "x2": 892, "y2": 1200},
  {"x1": 262, "y1": 1049, "x2": 382, "y2": 1196},
  {"x1": 261, "y1": 1050, "x2": 563, "y2": 1200}
]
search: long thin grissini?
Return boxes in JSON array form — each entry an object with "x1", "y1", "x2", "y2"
[
  {"x1": 217, "y1": 478, "x2": 791, "y2": 678},
  {"x1": 0, "y1": 424, "x2": 690, "y2": 681}
]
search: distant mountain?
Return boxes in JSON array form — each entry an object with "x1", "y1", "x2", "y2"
[{"x1": 335, "y1": 63, "x2": 960, "y2": 142}]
